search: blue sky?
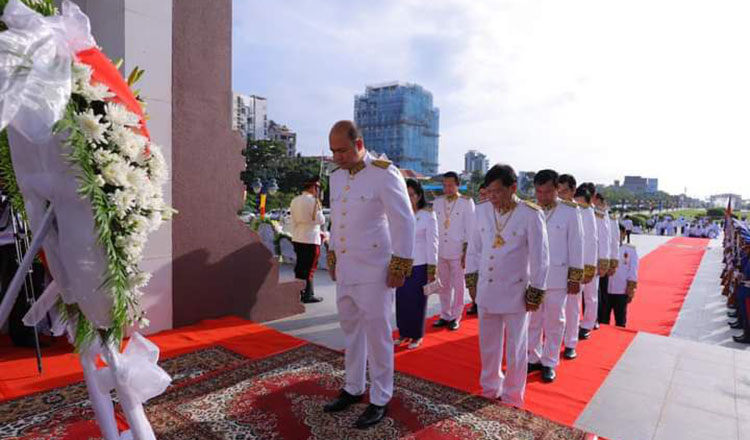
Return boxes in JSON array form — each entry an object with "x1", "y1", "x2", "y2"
[{"x1": 233, "y1": 0, "x2": 750, "y2": 198}]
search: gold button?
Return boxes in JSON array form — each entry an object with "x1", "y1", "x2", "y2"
[
  {"x1": 373, "y1": 244, "x2": 378, "y2": 248},
  {"x1": 342, "y1": 249, "x2": 347, "y2": 254},
  {"x1": 340, "y1": 237, "x2": 346, "y2": 242},
  {"x1": 342, "y1": 212, "x2": 347, "y2": 216},
  {"x1": 340, "y1": 225, "x2": 345, "y2": 229},
  {"x1": 345, "y1": 185, "x2": 350, "y2": 190},
  {"x1": 343, "y1": 198, "x2": 348, "y2": 203},
  {"x1": 444, "y1": 240, "x2": 448, "y2": 243},
  {"x1": 360, "y1": 196, "x2": 365, "y2": 200},
  {"x1": 490, "y1": 256, "x2": 494, "y2": 260},
  {"x1": 489, "y1": 278, "x2": 494, "y2": 283},
  {"x1": 489, "y1": 267, "x2": 493, "y2": 271}
]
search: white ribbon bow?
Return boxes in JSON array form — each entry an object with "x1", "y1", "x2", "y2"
[
  {"x1": 93, "y1": 333, "x2": 172, "y2": 404},
  {"x1": 0, "y1": 0, "x2": 95, "y2": 142}
]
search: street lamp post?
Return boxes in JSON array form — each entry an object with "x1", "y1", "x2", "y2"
[{"x1": 252, "y1": 177, "x2": 279, "y2": 220}]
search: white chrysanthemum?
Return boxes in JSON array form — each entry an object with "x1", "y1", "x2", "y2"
[
  {"x1": 105, "y1": 102, "x2": 140, "y2": 127},
  {"x1": 75, "y1": 109, "x2": 109, "y2": 144},
  {"x1": 110, "y1": 189, "x2": 136, "y2": 218},
  {"x1": 80, "y1": 81, "x2": 115, "y2": 102},
  {"x1": 94, "y1": 174, "x2": 106, "y2": 187},
  {"x1": 129, "y1": 213, "x2": 151, "y2": 236},
  {"x1": 126, "y1": 167, "x2": 150, "y2": 196},
  {"x1": 109, "y1": 125, "x2": 148, "y2": 160},
  {"x1": 101, "y1": 157, "x2": 130, "y2": 187},
  {"x1": 147, "y1": 143, "x2": 168, "y2": 183},
  {"x1": 117, "y1": 235, "x2": 145, "y2": 263},
  {"x1": 93, "y1": 149, "x2": 117, "y2": 166}
]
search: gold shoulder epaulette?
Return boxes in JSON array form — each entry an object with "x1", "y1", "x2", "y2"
[
  {"x1": 422, "y1": 206, "x2": 433, "y2": 212},
  {"x1": 578, "y1": 202, "x2": 591, "y2": 209},
  {"x1": 561, "y1": 200, "x2": 578, "y2": 208},
  {"x1": 372, "y1": 159, "x2": 392, "y2": 169},
  {"x1": 595, "y1": 211, "x2": 605, "y2": 219},
  {"x1": 477, "y1": 199, "x2": 489, "y2": 205},
  {"x1": 522, "y1": 200, "x2": 542, "y2": 211}
]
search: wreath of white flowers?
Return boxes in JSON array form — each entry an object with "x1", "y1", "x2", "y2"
[{"x1": 50, "y1": 60, "x2": 173, "y2": 347}]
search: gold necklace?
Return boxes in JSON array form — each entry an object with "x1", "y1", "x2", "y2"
[{"x1": 492, "y1": 203, "x2": 517, "y2": 248}]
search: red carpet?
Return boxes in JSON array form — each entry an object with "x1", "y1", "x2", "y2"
[
  {"x1": 627, "y1": 237, "x2": 709, "y2": 335},
  {"x1": 1, "y1": 344, "x2": 589, "y2": 439},
  {"x1": 0, "y1": 316, "x2": 305, "y2": 402},
  {"x1": 395, "y1": 313, "x2": 636, "y2": 427}
]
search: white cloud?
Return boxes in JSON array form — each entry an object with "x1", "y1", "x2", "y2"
[{"x1": 233, "y1": 0, "x2": 750, "y2": 198}]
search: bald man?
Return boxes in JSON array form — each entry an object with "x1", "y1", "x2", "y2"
[{"x1": 323, "y1": 121, "x2": 415, "y2": 429}]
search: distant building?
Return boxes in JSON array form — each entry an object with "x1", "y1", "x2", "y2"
[
  {"x1": 232, "y1": 93, "x2": 267, "y2": 141},
  {"x1": 267, "y1": 120, "x2": 296, "y2": 157},
  {"x1": 623, "y1": 176, "x2": 658, "y2": 194},
  {"x1": 464, "y1": 150, "x2": 489, "y2": 175},
  {"x1": 354, "y1": 82, "x2": 439, "y2": 175},
  {"x1": 614, "y1": 179, "x2": 621, "y2": 187},
  {"x1": 709, "y1": 193, "x2": 743, "y2": 208}
]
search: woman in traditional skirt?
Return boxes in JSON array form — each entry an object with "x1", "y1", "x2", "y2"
[{"x1": 394, "y1": 179, "x2": 438, "y2": 349}]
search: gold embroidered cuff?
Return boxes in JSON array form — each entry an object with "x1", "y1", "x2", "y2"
[
  {"x1": 609, "y1": 259, "x2": 619, "y2": 270},
  {"x1": 326, "y1": 251, "x2": 336, "y2": 270},
  {"x1": 388, "y1": 255, "x2": 414, "y2": 278},
  {"x1": 584, "y1": 265, "x2": 597, "y2": 279},
  {"x1": 465, "y1": 272, "x2": 478, "y2": 288},
  {"x1": 427, "y1": 264, "x2": 437, "y2": 277},
  {"x1": 568, "y1": 267, "x2": 584, "y2": 283},
  {"x1": 598, "y1": 259, "x2": 610, "y2": 271},
  {"x1": 525, "y1": 286, "x2": 546, "y2": 306},
  {"x1": 626, "y1": 280, "x2": 638, "y2": 291}
]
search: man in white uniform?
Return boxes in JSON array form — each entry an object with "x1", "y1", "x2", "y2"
[
  {"x1": 323, "y1": 121, "x2": 415, "y2": 429},
  {"x1": 558, "y1": 177, "x2": 597, "y2": 359},
  {"x1": 527, "y1": 170, "x2": 583, "y2": 382},
  {"x1": 466, "y1": 164, "x2": 549, "y2": 406},
  {"x1": 603, "y1": 223, "x2": 639, "y2": 327},
  {"x1": 577, "y1": 183, "x2": 602, "y2": 340},
  {"x1": 432, "y1": 172, "x2": 475, "y2": 330},
  {"x1": 592, "y1": 191, "x2": 613, "y2": 326},
  {"x1": 290, "y1": 176, "x2": 326, "y2": 303}
]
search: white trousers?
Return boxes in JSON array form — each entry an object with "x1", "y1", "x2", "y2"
[
  {"x1": 564, "y1": 290, "x2": 581, "y2": 349},
  {"x1": 580, "y1": 276, "x2": 599, "y2": 330},
  {"x1": 438, "y1": 257, "x2": 466, "y2": 322},
  {"x1": 479, "y1": 308, "x2": 529, "y2": 407},
  {"x1": 336, "y1": 282, "x2": 394, "y2": 406},
  {"x1": 528, "y1": 288, "x2": 567, "y2": 368}
]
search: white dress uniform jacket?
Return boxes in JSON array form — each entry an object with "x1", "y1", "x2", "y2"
[
  {"x1": 413, "y1": 208, "x2": 439, "y2": 267},
  {"x1": 328, "y1": 153, "x2": 415, "y2": 286},
  {"x1": 290, "y1": 192, "x2": 326, "y2": 245},
  {"x1": 433, "y1": 195, "x2": 475, "y2": 259},
  {"x1": 466, "y1": 196, "x2": 550, "y2": 314},
  {"x1": 543, "y1": 200, "x2": 584, "y2": 289},
  {"x1": 327, "y1": 152, "x2": 415, "y2": 406},
  {"x1": 594, "y1": 208, "x2": 611, "y2": 273},
  {"x1": 608, "y1": 244, "x2": 639, "y2": 295}
]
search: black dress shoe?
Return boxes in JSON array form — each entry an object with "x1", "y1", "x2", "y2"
[
  {"x1": 728, "y1": 311, "x2": 738, "y2": 318},
  {"x1": 448, "y1": 320, "x2": 460, "y2": 331},
  {"x1": 541, "y1": 366, "x2": 556, "y2": 383},
  {"x1": 733, "y1": 334, "x2": 750, "y2": 344},
  {"x1": 594, "y1": 323, "x2": 600, "y2": 330},
  {"x1": 730, "y1": 321, "x2": 743, "y2": 329},
  {"x1": 578, "y1": 328, "x2": 591, "y2": 340},
  {"x1": 467, "y1": 303, "x2": 478, "y2": 315},
  {"x1": 323, "y1": 390, "x2": 363, "y2": 413},
  {"x1": 302, "y1": 294, "x2": 323, "y2": 304},
  {"x1": 528, "y1": 362, "x2": 542, "y2": 373},
  {"x1": 433, "y1": 318, "x2": 449, "y2": 328},
  {"x1": 563, "y1": 347, "x2": 577, "y2": 360},
  {"x1": 355, "y1": 403, "x2": 387, "y2": 429}
]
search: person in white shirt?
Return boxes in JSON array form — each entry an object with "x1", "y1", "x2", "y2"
[
  {"x1": 290, "y1": 176, "x2": 327, "y2": 303},
  {"x1": 592, "y1": 191, "x2": 612, "y2": 326},
  {"x1": 432, "y1": 172, "x2": 475, "y2": 330},
  {"x1": 394, "y1": 179, "x2": 439, "y2": 349},
  {"x1": 603, "y1": 223, "x2": 639, "y2": 327},
  {"x1": 466, "y1": 164, "x2": 549, "y2": 407},
  {"x1": 324, "y1": 120, "x2": 415, "y2": 428},
  {"x1": 622, "y1": 216, "x2": 634, "y2": 243}
]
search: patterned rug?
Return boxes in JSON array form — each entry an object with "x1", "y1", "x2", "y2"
[{"x1": 0, "y1": 345, "x2": 589, "y2": 439}]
